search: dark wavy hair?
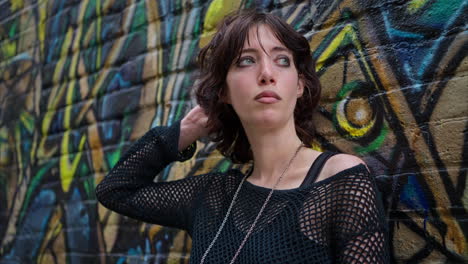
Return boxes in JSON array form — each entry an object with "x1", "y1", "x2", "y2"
[{"x1": 195, "y1": 10, "x2": 321, "y2": 163}]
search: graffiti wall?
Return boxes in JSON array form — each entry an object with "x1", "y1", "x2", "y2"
[{"x1": 0, "y1": 0, "x2": 466, "y2": 263}]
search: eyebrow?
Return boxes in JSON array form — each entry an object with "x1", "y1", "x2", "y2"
[{"x1": 241, "y1": 46, "x2": 291, "y2": 54}]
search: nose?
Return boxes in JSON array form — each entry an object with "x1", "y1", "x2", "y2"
[{"x1": 258, "y1": 60, "x2": 276, "y2": 86}]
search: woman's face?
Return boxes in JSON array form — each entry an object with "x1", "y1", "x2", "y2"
[{"x1": 225, "y1": 24, "x2": 304, "y2": 129}]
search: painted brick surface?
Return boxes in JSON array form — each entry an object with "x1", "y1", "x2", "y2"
[{"x1": 0, "y1": 0, "x2": 466, "y2": 263}]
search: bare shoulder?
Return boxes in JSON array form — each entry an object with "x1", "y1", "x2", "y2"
[{"x1": 325, "y1": 153, "x2": 368, "y2": 177}]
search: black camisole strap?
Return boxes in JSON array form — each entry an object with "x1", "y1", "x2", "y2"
[{"x1": 300, "y1": 151, "x2": 337, "y2": 187}]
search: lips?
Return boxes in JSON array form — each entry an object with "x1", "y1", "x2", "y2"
[{"x1": 254, "y1": 91, "x2": 281, "y2": 104}]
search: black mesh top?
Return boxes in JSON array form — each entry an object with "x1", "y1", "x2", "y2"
[{"x1": 96, "y1": 120, "x2": 390, "y2": 263}]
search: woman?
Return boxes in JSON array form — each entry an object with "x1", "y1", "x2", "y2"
[{"x1": 96, "y1": 10, "x2": 389, "y2": 263}]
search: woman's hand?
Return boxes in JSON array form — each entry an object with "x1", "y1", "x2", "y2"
[{"x1": 179, "y1": 105, "x2": 210, "y2": 151}]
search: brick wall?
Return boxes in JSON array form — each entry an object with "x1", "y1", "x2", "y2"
[{"x1": 0, "y1": 0, "x2": 466, "y2": 263}]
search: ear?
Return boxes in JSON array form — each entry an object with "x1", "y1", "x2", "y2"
[{"x1": 297, "y1": 76, "x2": 305, "y2": 98}]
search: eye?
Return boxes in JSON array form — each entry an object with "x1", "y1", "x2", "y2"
[
  {"x1": 236, "y1": 56, "x2": 255, "y2": 67},
  {"x1": 276, "y1": 56, "x2": 290, "y2": 66}
]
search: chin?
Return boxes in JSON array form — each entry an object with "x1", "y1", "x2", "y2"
[{"x1": 243, "y1": 111, "x2": 287, "y2": 129}]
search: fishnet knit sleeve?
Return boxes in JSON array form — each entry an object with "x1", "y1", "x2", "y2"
[
  {"x1": 331, "y1": 165, "x2": 390, "y2": 263},
  {"x1": 95, "y1": 120, "x2": 211, "y2": 231}
]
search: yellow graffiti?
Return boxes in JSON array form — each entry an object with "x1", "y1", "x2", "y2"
[
  {"x1": 336, "y1": 100, "x2": 375, "y2": 137},
  {"x1": 310, "y1": 141, "x2": 324, "y2": 152},
  {"x1": 72, "y1": 0, "x2": 88, "y2": 67},
  {"x1": 315, "y1": 27, "x2": 348, "y2": 71},
  {"x1": 10, "y1": 0, "x2": 24, "y2": 11},
  {"x1": 64, "y1": 87, "x2": 73, "y2": 131},
  {"x1": 199, "y1": 0, "x2": 241, "y2": 47},
  {"x1": 18, "y1": 111, "x2": 39, "y2": 166},
  {"x1": 53, "y1": 27, "x2": 73, "y2": 84},
  {"x1": 407, "y1": 0, "x2": 430, "y2": 14},
  {"x1": 317, "y1": 25, "x2": 364, "y2": 72},
  {"x1": 40, "y1": 86, "x2": 64, "y2": 135},
  {"x1": 316, "y1": 23, "x2": 378, "y2": 90},
  {"x1": 96, "y1": 0, "x2": 102, "y2": 68},
  {"x1": 314, "y1": 23, "x2": 379, "y2": 139},
  {"x1": 19, "y1": 112, "x2": 34, "y2": 133},
  {"x1": 1, "y1": 0, "x2": 466, "y2": 262},
  {"x1": 60, "y1": 131, "x2": 86, "y2": 192},
  {"x1": 1, "y1": 40, "x2": 17, "y2": 60},
  {"x1": 59, "y1": 17, "x2": 88, "y2": 192},
  {"x1": 38, "y1": 43, "x2": 70, "y2": 159},
  {"x1": 38, "y1": 0, "x2": 47, "y2": 56}
]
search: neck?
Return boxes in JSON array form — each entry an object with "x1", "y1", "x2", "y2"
[{"x1": 242, "y1": 119, "x2": 303, "y2": 186}]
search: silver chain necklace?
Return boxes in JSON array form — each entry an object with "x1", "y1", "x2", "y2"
[{"x1": 199, "y1": 143, "x2": 304, "y2": 264}]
